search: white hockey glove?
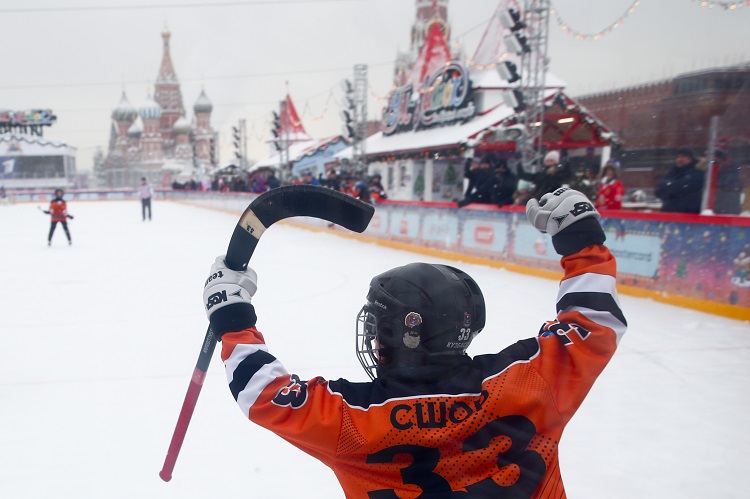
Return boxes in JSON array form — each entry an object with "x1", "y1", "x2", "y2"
[
  {"x1": 526, "y1": 188, "x2": 605, "y2": 256},
  {"x1": 203, "y1": 255, "x2": 258, "y2": 338}
]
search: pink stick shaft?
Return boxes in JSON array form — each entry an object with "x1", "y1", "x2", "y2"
[{"x1": 159, "y1": 367, "x2": 207, "y2": 482}]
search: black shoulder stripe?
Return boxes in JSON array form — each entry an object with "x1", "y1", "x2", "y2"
[
  {"x1": 473, "y1": 337, "x2": 541, "y2": 377},
  {"x1": 556, "y1": 291, "x2": 627, "y2": 327},
  {"x1": 328, "y1": 339, "x2": 542, "y2": 408},
  {"x1": 229, "y1": 349, "x2": 277, "y2": 401}
]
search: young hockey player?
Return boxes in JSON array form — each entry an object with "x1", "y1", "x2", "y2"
[
  {"x1": 139, "y1": 177, "x2": 154, "y2": 221},
  {"x1": 202, "y1": 187, "x2": 626, "y2": 498},
  {"x1": 43, "y1": 188, "x2": 74, "y2": 246}
]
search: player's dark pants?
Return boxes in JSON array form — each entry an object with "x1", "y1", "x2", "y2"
[
  {"x1": 48, "y1": 221, "x2": 71, "y2": 244},
  {"x1": 141, "y1": 198, "x2": 152, "y2": 221}
]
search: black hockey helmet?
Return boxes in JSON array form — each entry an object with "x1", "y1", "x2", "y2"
[{"x1": 356, "y1": 263, "x2": 485, "y2": 380}]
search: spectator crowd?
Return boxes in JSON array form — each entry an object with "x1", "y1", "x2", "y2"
[
  {"x1": 457, "y1": 152, "x2": 622, "y2": 211},
  {"x1": 170, "y1": 142, "x2": 747, "y2": 216},
  {"x1": 457, "y1": 144, "x2": 747, "y2": 216}
]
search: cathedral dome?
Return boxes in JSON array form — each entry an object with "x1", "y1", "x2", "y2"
[
  {"x1": 193, "y1": 89, "x2": 213, "y2": 114},
  {"x1": 173, "y1": 115, "x2": 192, "y2": 134},
  {"x1": 112, "y1": 92, "x2": 138, "y2": 121},
  {"x1": 139, "y1": 96, "x2": 163, "y2": 121},
  {"x1": 127, "y1": 117, "x2": 143, "y2": 137}
]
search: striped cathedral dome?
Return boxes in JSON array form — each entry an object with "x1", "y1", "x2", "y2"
[
  {"x1": 112, "y1": 91, "x2": 138, "y2": 121},
  {"x1": 138, "y1": 95, "x2": 163, "y2": 121}
]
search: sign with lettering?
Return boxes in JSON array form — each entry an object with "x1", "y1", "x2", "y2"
[
  {"x1": 382, "y1": 62, "x2": 475, "y2": 135},
  {"x1": 0, "y1": 109, "x2": 57, "y2": 126}
]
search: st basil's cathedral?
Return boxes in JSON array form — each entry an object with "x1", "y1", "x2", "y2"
[{"x1": 100, "y1": 28, "x2": 217, "y2": 188}]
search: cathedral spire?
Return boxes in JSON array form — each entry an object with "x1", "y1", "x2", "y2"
[
  {"x1": 157, "y1": 27, "x2": 177, "y2": 84},
  {"x1": 153, "y1": 27, "x2": 185, "y2": 144}
]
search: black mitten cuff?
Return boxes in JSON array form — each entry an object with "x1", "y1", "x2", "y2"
[
  {"x1": 209, "y1": 303, "x2": 257, "y2": 339},
  {"x1": 552, "y1": 218, "x2": 606, "y2": 256}
]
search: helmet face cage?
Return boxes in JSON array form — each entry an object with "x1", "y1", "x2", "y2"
[{"x1": 355, "y1": 305, "x2": 379, "y2": 380}]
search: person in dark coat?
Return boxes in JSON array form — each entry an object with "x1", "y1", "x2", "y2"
[
  {"x1": 266, "y1": 172, "x2": 281, "y2": 190},
  {"x1": 458, "y1": 156, "x2": 495, "y2": 207},
  {"x1": 368, "y1": 173, "x2": 388, "y2": 202},
  {"x1": 713, "y1": 145, "x2": 744, "y2": 215},
  {"x1": 655, "y1": 148, "x2": 705, "y2": 214},
  {"x1": 321, "y1": 169, "x2": 342, "y2": 192},
  {"x1": 353, "y1": 178, "x2": 372, "y2": 203},
  {"x1": 490, "y1": 160, "x2": 517, "y2": 206},
  {"x1": 300, "y1": 170, "x2": 320, "y2": 186},
  {"x1": 517, "y1": 150, "x2": 572, "y2": 200}
]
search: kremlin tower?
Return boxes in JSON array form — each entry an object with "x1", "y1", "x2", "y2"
[
  {"x1": 393, "y1": 0, "x2": 451, "y2": 87},
  {"x1": 101, "y1": 29, "x2": 217, "y2": 188}
]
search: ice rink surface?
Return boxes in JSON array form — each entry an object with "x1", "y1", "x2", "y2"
[{"x1": 1, "y1": 199, "x2": 748, "y2": 498}]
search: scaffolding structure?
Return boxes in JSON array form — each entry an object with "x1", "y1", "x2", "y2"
[
  {"x1": 516, "y1": 0, "x2": 551, "y2": 172},
  {"x1": 341, "y1": 64, "x2": 368, "y2": 173}
]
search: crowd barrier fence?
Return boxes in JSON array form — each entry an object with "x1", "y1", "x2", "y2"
[{"x1": 12, "y1": 188, "x2": 749, "y2": 321}]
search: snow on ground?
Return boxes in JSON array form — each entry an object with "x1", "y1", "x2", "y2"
[{"x1": 1, "y1": 199, "x2": 748, "y2": 498}]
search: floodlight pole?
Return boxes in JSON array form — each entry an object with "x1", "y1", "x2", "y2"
[
  {"x1": 517, "y1": 0, "x2": 551, "y2": 173},
  {"x1": 701, "y1": 115, "x2": 719, "y2": 213},
  {"x1": 279, "y1": 99, "x2": 292, "y2": 183},
  {"x1": 353, "y1": 64, "x2": 368, "y2": 174},
  {"x1": 239, "y1": 118, "x2": 247, "y2": 169}
]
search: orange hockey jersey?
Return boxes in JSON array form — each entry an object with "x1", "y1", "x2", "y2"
[
  {"x1": 220, "y1": 244, "x2": 626, "y2": 498},
  {"x1": 48, "y1": 198, "x2": 69, "y2": 222}
]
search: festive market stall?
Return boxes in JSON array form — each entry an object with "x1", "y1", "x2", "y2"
[
  {"x1": 337, "y1": 20, "x2": 616, "y2": 202},
  {"x1": 251, "y1": 94, "x2": 348, "y2": 180}
]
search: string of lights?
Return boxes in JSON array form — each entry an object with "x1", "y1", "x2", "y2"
[
  {"x1": 373, "y1": 0, "x2": 643, "y2": 100},
  {"x1": 690, "y1": 0, "x2": 750, "y2": 10},
  {"x1": 298, "y1": 90, "x2": 336, "y2": 123},
  {"x1": 550, "y1": 0, "x2": 643, "y2": 41},
  {"x1": 370, "y1": 86, "x2": 391, "y2": 103},
  {"x1": 247, "y1": 120, "x2": 268, "y2": 141},
  {"x1": 369, "y1": 0, "x2": 747, "y2": 102},
  {"x1": 463, "y1": 52, "x2": 511, "y2": 71}
]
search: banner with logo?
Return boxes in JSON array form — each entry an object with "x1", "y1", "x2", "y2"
[{"x1": 161, "y1": 192, "x2": 750, "y2": 313}]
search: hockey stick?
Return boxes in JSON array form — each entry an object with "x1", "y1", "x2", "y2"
[{"x1": 159, "y1": 185, "x2": 374, "y2": 482}]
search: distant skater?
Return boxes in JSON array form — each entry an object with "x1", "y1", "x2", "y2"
[
  {"x1": 139, "y1": 177, "x2": 154, "y2": 221},
  {"x1": 43, "y1": 188, "x2": 73, "y2": 246}
]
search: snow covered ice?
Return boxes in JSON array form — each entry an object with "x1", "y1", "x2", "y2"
[{"x1": 1, "y1": 199, "x2": 748, "y2": 498}]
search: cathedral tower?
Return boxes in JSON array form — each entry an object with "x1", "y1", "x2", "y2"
[
  {"x1": 411, "y1": 0, "x2": 450, "y2": 54},
  {"x1": 153, "y1": 28, "x2": 185, "y2": 152},
  {"x1": 138, "y1": 95, "x2": 164, "y2": 167},
  {"x1": 193, "y1": 89, "x2": 215, "y2": 169},
  {"x1": 111, "y1": 91, "x2": 137, "y2": 157},
  {"x1": 394, "y1": 0, "x2": 451, "y2": 87}
]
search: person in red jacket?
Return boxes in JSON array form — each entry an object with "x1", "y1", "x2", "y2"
[
  {"x1": 43, "y1": 188, "x2": 74, "y2": 246},
  {"x1": 202, "y1": 187, "x2": 626, "y2": 498},
  {"x1": 596, "y1": 163, "x2": 625, "y2": 210}
]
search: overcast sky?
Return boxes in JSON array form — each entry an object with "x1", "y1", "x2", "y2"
[{"x1": 2, "y1": 0, "x2": 749, "y2": 172}]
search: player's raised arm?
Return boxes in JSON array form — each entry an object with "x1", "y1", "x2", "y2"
[
  {"x1": 526, "y1": 188, "x2": 627, "y2": 420},
  {"x1": 203, "y1": 256, "x2": 342, "y2": 464}
]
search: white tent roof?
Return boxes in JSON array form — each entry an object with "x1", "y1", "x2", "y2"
[
  {"x1": 0, "y1": 133, "x2": 76, "y2": 156},
  {"x1": 251, "y1": 136, "x2": 342, "y2": 171},
  {"x1": 252, "y1": 139, "x2": 318, "y2": 170}
]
